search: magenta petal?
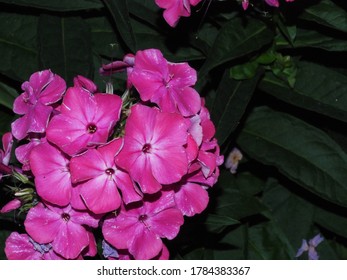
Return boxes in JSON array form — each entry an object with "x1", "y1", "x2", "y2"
[
  {"x1": 13, "y1": 93, "x2": 30, "y2": 115},
  {"x1": 52, "y1": 222, "x2": 89, "y2": 259},
  {"x1": 24, "y1": 203, "x2": 61, "y2": 244},
  {"x1": 5, "y1": 232, "x2": 42, "y2": 260},
  {"x1": 149, "y1": 208, "x2": 184, "y2": 239},
  {"x1": 73, "y1": 75, "x2": 98, "y2": 94},
  {"x1": 129, "y1": 227, "x2": 163, "y2": 260},
  {"x1": 115, "y1": 170, "x2": 143, "y2": 204},
  {"x1": 70, "y1": 148, "x2": 107, "y2": 183},
  {"x1": 30, "y1": 142, "x2": 72, "y2": 206},
  {"x1": 80, "y1": 176, "x2": 121, "y2": 214},
  {"x1": 174, "y1": 87, "x2": 201, "y2": 116},
  {"x1": 175, "y1": 182, "x2": 209, "y2": 216},
  {"x1": 168, "y1": 62, "x2": 197, "y2": 88},
  {"x1": 93, "y1": 94, "x2": 122, "y2": 127},
  {"x1": 39, "y1": 73, "x2": 66, "y2": 105},
  {"x1": 69, "y1": 208, "x2": 99, "y2": 228},
  {"x1": 102, "y1": 214, "x2": 139, "y2": 249},
  {"x1": 70, "y1": 185, "x2": 88, "y2": 210}
]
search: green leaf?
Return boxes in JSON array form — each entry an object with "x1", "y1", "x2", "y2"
[
  {"x1": 0, "y1": 0, "x2": 103, "y2": 11},
  {"x1": 102, "y1": 0, "x2": 136, "y2": 52},
  {"x1": 248, "y1": 221, "x2": 296, "y2": 259},
  {"x1": 277, "y1": 28, "x2": 347, "y2": 52},
  {"x1": 210, "y1": 69, "x2": 262, "y2": 146},
  {"x1": 0, "y1": 109, "x2": 14, "y2": 134},
  {"x1": 0, "y1": 13, "x2": 38, "y2": 81},
  {"x1": 87, "y1": 17, "x2": 124, "y2": 58},
  {"x1": 300, "y1": 0, "x2": 347, "y2": 33},
  {"x1": 0, "y1": 82, "x2": 17, "y2": 110},
  {"x1": 314, "y1": 207, "x2": 347, "y2": 240},
  {"x1": 259, "y1": 61, "x2": 347, "y2": 123},
  {"x1": 38, "y1": 15, "x2": 93, "y2": 84},
  {"x1": 204, "y1": 213, "x2": 239, "y2": 233},
  {"x1": 199, "y1": 17, "x2": 274, "y2": 77},
  {"x1": 230, "y1": 61, "x2": 259, "y2": 80},
  {"x1": 214, "y1": 171, "x2": 268, "y2": 220},
  {"x1": 262, "y1": 179, "x2": 315, "y2": 249},
  {"x1": 237, "y1": 106, "x2": 347, "y2": 207}
]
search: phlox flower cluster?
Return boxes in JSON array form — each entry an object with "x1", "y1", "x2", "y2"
[{"x1": 2, "y1": 48, "x2": 223, "y2": 260}]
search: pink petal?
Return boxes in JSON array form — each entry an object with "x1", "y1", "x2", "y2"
[
  {"x1": 39, "y1": 73, "x2": 66, "y2": 105},
  {"x1": 73, "y1": 75, "x2": 98, "y2": 94},
  {"x1": 129, "y1": 227, "x2": 163, "y2": 260},
  {"x1": 174, "y1": 182, "x2": 209, "y2": 216},
  {"x1": 102, "y1": 214, "x2": 139, "y2": 249},
  {"x1": 30, "y1": 142, "x2": 72, "y2": 206},
  {"x1": 93, "y1": 93, "x2": 122, "y2": 127},
  {"x1": 5, "y1": 232, "x2": 42, "y2": 260},
  {"x1": 148, "y1": 208, "x2": 184, "y2": 239},
  {"x1": 13, "y1": 93, "x2": 30, "y2": 115},
  {"x1": 173, "y1": 87, "x2": 201, "y2": 116},
  {"x1": 145, "y1": 191, "x2": 176, "y2": 214},
  {"x1": 24, "y1": 203, "x2": 62, "y2": 244},
  {"x1": 79, "y1": 176, "x2": 121, "y2": 214},
  {"x1": 83, "y1": 231, "x2": 97, "y2": 257},
  {"x1": 115, "y1": 170, "x2": 143, "y2": 204},
  {"x1": 52, "y1": 221, "x2": 89, "y2": 259},
  {"x1": 168, "y1": 62, "x2": 197, "y2": 88},
  {"x1": 69, "y1": 208, "x2": 100, "y2": 228}
]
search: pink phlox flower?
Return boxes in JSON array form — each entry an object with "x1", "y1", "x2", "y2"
[
  {"x1": 70, "y1": 138, "x2": 142, "y2": 214},
  {"x1": 0, "y1": 132, "x2": 13, "y2": 180},
  {"x1": 29, "y1": 142, "x2": 72, "y2": 206},
  {"x1": 0, "y1": 199, "x2": 21, "y2": 213},
  {"x1": 296, "y1": 234, "x2": 324, "y2": 260},
  {"x1": 115, "y1": 104, "x2": 191, "y2": 194},
  {"x1": 265, "y1": 0, "x2": 280, "y2": 7},
  {"x1": 225, "y1": 147, "x2": 243, "y2": 174},
  {"x1": 74, "y1": 75, "x2": 98, "y2": 94},
  {"x1": 170, "y1": 164, "x2": 209, "y2": 217},
  {"x1": 46, "y1": 86, "x2": 122, "y2": 156},
  {"x1": 15, "y1": 133, "x2": 46, "y2": 171},
  {"x1": 11, "y1": 70, "x2": 66, "y2": 140},
  {"x1": 5, "y1": 232, "x2": 64, "y2": 260},
  {"x1": 155, "y1": 0, "x2": 202, "y2": 27},
  {"x1": 24, "y1": 202, "x2": 99, "y2": 259},
  {"x1": 129, "y1": 49, "x2": 201, "y2": 117},
  {"x1": 102, "y1": 191, "x2": 183, "y2": 260}
]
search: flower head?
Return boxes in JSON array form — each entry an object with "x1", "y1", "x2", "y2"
[
  {"x1": 130, "y1": 49, "x2": 201, "y2": 117},
  {"x1": 11, "y1": 70, "x2": 66, "y2": 140},
  {"x1": 24, "y1": 203, "x2": 99, "y2": 259},
  {"x1": 115, "y1": 104, "x2": 191, "y2": 194},
  {"x1": 103, "y1": 191, "x2": 183, "y2": 260},
  {"x1": 46, "y1": 86, "x2": 122, "y2": 156},
  {"x1": 155, "y1": 0, "x2": 202, "y2": 27},
  {"x1": 225, "y1": 147, "x2": 243, "y2": 174},
  {"x1": 70, "y1": 138, "x2": 142, "y2": 214}
]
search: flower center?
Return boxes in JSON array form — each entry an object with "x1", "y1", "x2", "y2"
[
  {"x1": 105, "y1": 168, "x2": 115, "y2": 175},
  {"x1": 87, "y1": 123, "x2": 97, "y2": 134},
  {"x1": 138, "y1": 214, "x2": 148, "y2": 222},
  {"x1": 142, "y1": 143, "x2": 151, "y2": 153},
  {"x1": 61, "y1": 213, "x2": 70, "y2": 222}
]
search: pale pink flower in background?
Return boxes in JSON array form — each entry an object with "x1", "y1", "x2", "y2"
[
  {"x1": 155, "y1": 0, "x2": 202, "y2": 27},
  {"x1": 115, "y1": 104, "x2": 190, "y2": 194},
  {"x1": 103, "y1": 192, "x2": 183, "y2": 260},
  {"x1": 0, "y1": 199, "x2": 21, "y2": 213},
  {"x1": 296, "y1": 234, "x2": 324, "y2": 260},
  {"x1": 11, "y1": 70, "x2": 66, "y2": 140},
  {"x1": 5, "y1": 232, "x2": 65, "y2": 260},
  {"x1": 29, "y1": 142, "x2": 72, "y2": 206},
  {"x1": 70, "y1": 138, "x2": 142, "y2": 214},
  {"x1": 25, "y1": 203, "x2": 99, "y2": 259},
  {"x1": 225, "y1": 147, "x2": 243, "y2": 174},
  {"x1": 130, "y1": 49, "x2": 201, "y2": 116},
  {"x1": 46, "y1": 86, "x2": 122, "y2": 156}
]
